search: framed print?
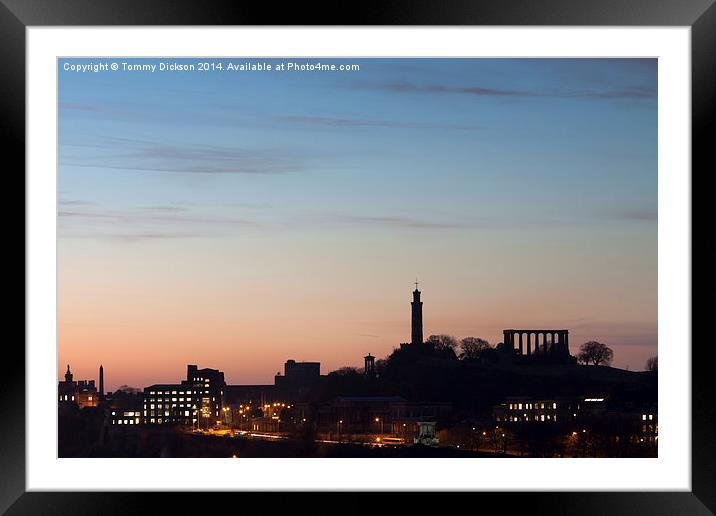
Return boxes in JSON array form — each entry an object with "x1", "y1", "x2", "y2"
[{"x1": 4, "y1": 0, "x2": 712, "y2": 513}]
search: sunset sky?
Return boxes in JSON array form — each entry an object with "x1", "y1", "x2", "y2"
[{"x1": 58, "y1": 58, "x2": 657, "y2": 391}]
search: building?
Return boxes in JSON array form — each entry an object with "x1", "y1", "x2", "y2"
[
  {"x1": 301, "y1": 396, "x2": 451, "y2": 443},
  {"x1": 364, "y1": 354, "x2": 376, "y2": 378},
  {"x1": 225, "y1": 359, "x2": 319, "y2": 414},
  {"x1": 501, "y1": 329, "x2": 577, "y2": 364},
  {"x1": 58, "y1": 364, "x2": 99, "y2": 408},
  {"x1": 411, "y1": 282, "x2": 423, "y2": 346},
  {"x1": 493, "y1": 396, "x2": 588, "y2": 424},
  {"x1": 142, "y1": 364, "x2": 226, "y2": 427},
  {"x1": 274, "y1": 359, "x2": 321, "y2": 390},
  {"x1": 493, "y1": 395, "x2": 657, "y2": 445},
  {"x1": 109, "y1": 408, "x2": 142, "y2": 426},
  {"x1": 400, "y1": 284, "x2": 428, "y2": 350}
]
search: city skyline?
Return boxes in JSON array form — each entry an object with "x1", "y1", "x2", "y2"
[{"x1": 58, "y1": 58, "x2": 657, "y2": 391}]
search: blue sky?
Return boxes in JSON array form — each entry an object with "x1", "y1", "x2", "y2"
[{"x1": 58, "y1": 58, "x2": 657, "y2": 387}]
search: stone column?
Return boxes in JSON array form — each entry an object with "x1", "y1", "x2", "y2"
[
  {"x1": 526, "y1": 332, "x2": 532, "y2": 355},
  {"x1": 518, "y1": 332, "x2": 524, "y2": 355}
]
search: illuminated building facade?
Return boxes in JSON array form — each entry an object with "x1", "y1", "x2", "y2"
[
  {"x1": 142, "y1": 364, "x2": 226, "y2": 427},
  {"x1": 110, "y1": 409, "x2": 141, "y2": 426},
  {"x1": 493, "y1": 396, "x2": 596, "y2": 424},
  {"x1": 58, "y1": 364, "x2": 99, "y2": 408}
]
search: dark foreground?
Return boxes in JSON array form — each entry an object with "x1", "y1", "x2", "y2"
[{"x1": 60, "y1": 427, "x2": 502, "y2": 458}]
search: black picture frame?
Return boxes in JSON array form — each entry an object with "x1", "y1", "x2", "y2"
[{"x1": 3, "y1": 0, "x2": 710, "y2": 513}]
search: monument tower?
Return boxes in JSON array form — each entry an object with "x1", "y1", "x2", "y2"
[
  {"x1": 411, "y1": 281, "x2": 423, "y2": 346},
  {"x1": 99, "y1": 364, "x2": 104, "y2": 398}
]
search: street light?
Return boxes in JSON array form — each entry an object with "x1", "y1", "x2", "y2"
[
  {"x1": 375, "y1": 417, "x2": 383, "y2": 435},
  {"x1": 337, "y1": 420, "x2": 343, "y2": 442}
]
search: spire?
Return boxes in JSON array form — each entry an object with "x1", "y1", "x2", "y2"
[
  {"x1": 99, "y1": 364, "x2": 104, "y2": 397},
  {"x1": 64, "y1": 364, "x2": 73, "y2": 383},
  {"x1": 411, "y1": 283, "x2": 423, "y2": 345}
]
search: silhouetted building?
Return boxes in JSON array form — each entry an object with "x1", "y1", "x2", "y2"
[
  {"x1": 364, "y1": 353, "x2": 376, "y2": 378},
  {"x1": 142, "y1": 364, "x2": 226, "y2": 427},
  {"x1": 274, "y1": 359, "x2": 320, "y2": 389},
  {"x1": 411, "y1": 283, "x2": 423, "y2": 346},
  {"x1": 225, "y1": 384, "x2": 278, "y2": 407},
  {"x1": 58, "y1": 364, "x2": 99, "y2": 408},
  {"x1": 502, "y1": 329, "x2": 576, "y2": 364}
]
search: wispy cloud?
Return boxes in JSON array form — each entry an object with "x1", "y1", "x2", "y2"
[
  {"x1": 58, "y1": 206, "x2": 260, "y2": 241},
  {"x1": 329, "y1": 214, "x2": 469, "y2": 230},
  {"x1": 137, "y1": 205, "x2": 190, "y2": 213},
  {"x1": 59, "y1": 102, "x2": 103, "y2": 112},
  {"x1": 353, "y1": 81, "x2": 656, "y2": 102},
  {"x1": 61, "y1": 136, "x2": 312, "y2": 175},
  {"x1": 62, "y1": 232, "x2": 210, "y2": 242},
  {"x1": 59, "y1": 199, "x2": 96, "y2": 207},
  {"x1": 59, "y1": 208, "x2": 258, "y2": 227},
  {"x1": 276, "y1": 115, "x2": 480, "y2": 131}
]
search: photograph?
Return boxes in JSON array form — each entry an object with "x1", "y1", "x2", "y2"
[{"x1": 57, "y1": 56, "x2": 658, "y2": 459}]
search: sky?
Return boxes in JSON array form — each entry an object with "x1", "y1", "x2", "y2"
[{"x1": 57, "y1": 58, "x2": 657, "y2": 391}]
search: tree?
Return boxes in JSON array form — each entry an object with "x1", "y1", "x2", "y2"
[
  {"x1": 645, "y1": 356, "x2": 658, "y2": 372},
  {"x1": 375, "y1": 359, "x2": 387, "y2": 377},
  {"x1": 331, "y1": 366, "x2": 360, "y2": 376},
  {"x1": 459, "y1": 337, "x2": 491, "y2": 360},
  {"x1": 426, "y1": 334, "x2": 458, "y2": 352},
  {"x1": 577, "y1": 341, "x2": 614, "y2": 366}
]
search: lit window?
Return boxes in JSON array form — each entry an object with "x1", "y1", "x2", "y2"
[
  {"x1": 518, "y1": 403, "x2": 522, "y2": 410},
  {"x1": 553, "y1": 403, "x2": 557, "y2": 409},
  {"x1": 540, "y1": 414, "x2": 545, "y2": 421},
  {"x1": 648, "y1": 414, "x2": 653, "y2": 421},
  {"x1": 642, "y1": 414, "x2": 647, "y2": 421}
]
